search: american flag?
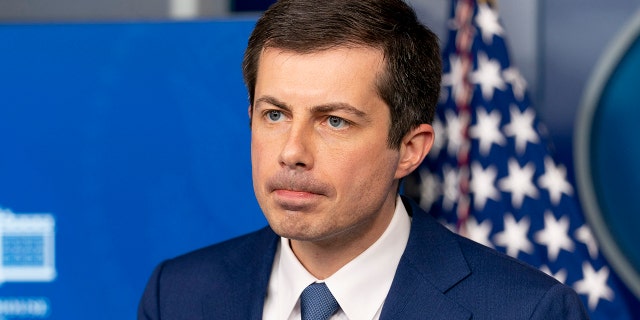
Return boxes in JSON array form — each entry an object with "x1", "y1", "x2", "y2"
[{"x1": 405, "y1": 0, "x2": 637, "y2": 318}]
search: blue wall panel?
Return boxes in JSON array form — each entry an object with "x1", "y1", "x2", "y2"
[{"x1": 0, "y1": 20, "x2": 264, "y2": 319}]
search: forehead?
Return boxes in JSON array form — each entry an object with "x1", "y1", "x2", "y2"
[{"x1": 255, "y1": 46, "x2": 385, "y2": 103}]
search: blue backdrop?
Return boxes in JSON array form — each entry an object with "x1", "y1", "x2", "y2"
[{"x1": 0, "y1": 20, "x2": 265, "y2": 319}]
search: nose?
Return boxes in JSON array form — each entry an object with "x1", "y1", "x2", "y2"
[{"x1": 279, "y1": 123, "x2": 314, "y2": 170}]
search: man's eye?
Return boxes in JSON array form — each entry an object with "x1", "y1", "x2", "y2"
[
  {"x1": 266, "y1": 110, "x2": 284, "y2": 122},
  {"x1": 327, "y1": 116, "x2": 348, "y2": 129}
]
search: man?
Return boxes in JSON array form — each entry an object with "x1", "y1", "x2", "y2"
[{"x1": 139, "y1": 1, "x2": 588, "y2": 319}]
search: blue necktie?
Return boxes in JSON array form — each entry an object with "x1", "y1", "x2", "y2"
[{"x1": 300, "y1": 282, "x2": 339, "y2": 320}]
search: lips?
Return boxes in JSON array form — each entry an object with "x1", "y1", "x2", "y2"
[
  {"x1": 266, "y1": 171, "x2": 330, "y2": 194},
  {"x1": 265, "y1": 172, "x2": 332, "y2": 211}
]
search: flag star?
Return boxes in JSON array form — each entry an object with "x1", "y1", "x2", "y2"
[
  {"x1": 493, "y1": 214, "x2": 534, "y2": 258},
  {"x1": 444, "y1": 109, "x2": 467, "y2": 157},
  {"x1": 442, "y1": 164, "x2": 460, "y2": 211},
  {"x1": 503, "y1": 105, "x2": 540, "y2": 154},
  {"x1": 539, "y1": 265, "x2": 568, "y2": 284},
  {"x1": 469, "y1": 107, "x2": 506, "y2": 155},
  {"x1": 471, "y1": 52, "x2": 506, "y2": 101},
  {"x1": 503, "y1": 67, "x2": 527, "y2": 101},
  {"x1": 442, "y1": 55, "x2": 467, "y2": 104},
  {"x1": 417, "y1": 168, "x2": 442, "y2": 210},
  {"x1": 429, "y1": 117, "x2": 446, "y2": 157},
  {"x1": 464, "y1": 216, "x2": 493, "y2": 248},
  {"x1": 538, "y1": 157, "x2": 573, "y2": 205},
  {"x1": 574, "y1": 263, "x2": 614, "y2": 310},
  {"x1": 470, "y1": 162, "x2": 500, "y2": 210},
  {"x1": 475, "y1": 3, "x2": 503, "y2": 44},
  {"x1": 534, "y1": 211, "x2": 575, "y2": 261},
  {"x1": 498, "y1": 159, "x2": 539, "y2": 208},
  {"x1": 575, "y1": 224, "x2": 599, "y2": 259}
]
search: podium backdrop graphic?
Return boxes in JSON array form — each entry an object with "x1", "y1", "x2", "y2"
[{"x1": 0, "y1": 20, "x2": 265, "y2": 318}]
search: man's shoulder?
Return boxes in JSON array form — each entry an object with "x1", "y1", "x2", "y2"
[
  {"x1": 138, "y1": 226, "x2": 279, "y2": 319},
  {"x1": 401, "y1": 199, "x2": 587, "y2": 318},
  {"x1": 456, "y1": 233, "x2": 557, "y2": 286},
  {"x1": 404, "y1": 197, "x2": 559, "y2": 290},
  {"x1": 417, "y1": 211, "x2": 561, "y2": 291},
  {"x1": 438, "y1": 223, "x2": 588, "y2": 317},
  {"x1": 159, "y1": 226, "x2": 278, "y2": 279}
]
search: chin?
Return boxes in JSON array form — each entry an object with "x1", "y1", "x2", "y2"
[{"x1": 267, "y1": 218, "x2": 321, "y2": 241}]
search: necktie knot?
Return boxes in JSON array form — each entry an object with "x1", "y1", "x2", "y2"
[{"x1": 300, "y1": 282, "x2": 339, "y2": 320}]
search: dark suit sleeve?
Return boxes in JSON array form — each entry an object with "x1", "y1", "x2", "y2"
[
  {"x1": 138, "y1": 261, "x2": 167, "y2": 320},
  {"x1": 529, "y1": 283, "x2": 589, "y2": 320}
]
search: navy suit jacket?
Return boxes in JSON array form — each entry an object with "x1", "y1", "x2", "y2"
[{"x1": 139, "y1": 198, "x2": 588, "y2": 319}]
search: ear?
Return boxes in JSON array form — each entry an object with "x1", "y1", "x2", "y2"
[
  {"x1": 248, "y1": 105, "x2": 253, "y2": 127},
  {"x1": 394, "y1": 124, "x2": 435, "y2": 179}
]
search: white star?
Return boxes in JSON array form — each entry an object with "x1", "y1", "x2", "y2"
[
  {"x1": 493, "y1": 214, "x2": 533, "y2": 258},
  {"x1": 575, "y1": 224, "x2": 599, "y2": 259},
  {"x1": 469, "y1": 107, "x2": 506, "y2": 155},
  {"x1": 503, "y1": 67, "x2": 527, "y2": 101},
  {"x1": 471, "y1": 52, "x2": 506, "y2": 101},
  {"x1": 539, "y1": 265, "x2": 568, "y2": 284},
  {"x1": 574, "y1": 263, "x2": 614, "y2": 311},
  {"x1": 418, "y1": 168, "x2": 442, "y2": 210},
  {"x1": 429, "y1": 117, "x2": 446, "y2": 158},
  {"x1": 442, "y1": 164, "x2": 460, "y2": 211},
  {"x1": 498, "y1": 159, "x2": 539, "y2": 208},
  {"x1": 442, "y1": 55, "x2": 467, "y2": 104},
  {"x1": 470, "y1": 162, "x2": 500, "y2": 210},
  {"x1": 475, "y1": 3, "x2": 504, "y2": 44},
  {"x1": 538, "y1": 157, "x2": 573, "y2": 205},
  {"x1": 503, "y1": 105, "x2": 540, "y2": 154},
  {"x1": 444, "y1": 109, "x2": 467, "y2": 157},
  {"x1": 534, "y1": 211, "x2": 575, "y2": 261},
  {"x1": 464, "y1": 216, "x2": 493, "y2": 248}
]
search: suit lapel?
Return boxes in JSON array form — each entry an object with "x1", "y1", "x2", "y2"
[
  {"x1": 380, "y1": 198, "x2": 472, "y2": 320},
  {"x1": 201, "y1": 227, "x2": 280, "y2": 320},
  {"x1": 380, "y1": 263, "x2": 470, "y2": 320}
]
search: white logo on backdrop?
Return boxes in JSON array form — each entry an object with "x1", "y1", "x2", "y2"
[{"x1": 0, "y1": 208, "x2": 56, "y2": 284}]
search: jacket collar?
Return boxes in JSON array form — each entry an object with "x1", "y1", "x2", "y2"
[{"x1": 379, "y1": 197, "x2": 471, "y2": 320}]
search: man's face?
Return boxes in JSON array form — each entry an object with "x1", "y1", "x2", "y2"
[{"x1": 250, "y1": 46, "x2": 404, "y2": 245}]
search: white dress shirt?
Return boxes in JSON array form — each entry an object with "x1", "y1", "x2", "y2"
[{"x1": 262, "y1": 195, "x2": 411, "y2": 320}]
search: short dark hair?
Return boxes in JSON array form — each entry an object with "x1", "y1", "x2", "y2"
[{"x1": 242, "y1": 0, "x2": 441, "y2": 148}]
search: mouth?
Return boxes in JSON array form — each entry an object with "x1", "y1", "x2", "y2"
[
  {"x1": 265, "y1": 172, "x2": 332, "y2": 211},
  {"x1": 275, "y1": 188, "x2": 317, "y2": 195},
  {"x1": 272, "y1": 189, "x2": 323, "y2": 211},
  {"x1": 273, "y1": 189, "x2": 321, "y2": 198}
]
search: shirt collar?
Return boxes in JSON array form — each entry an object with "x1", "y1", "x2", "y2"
[
  {"x1": 278, "y1": 233, "x2": 319, "y2": 318},
  {"x1": 276, "y1": 195, "x2": 411, "y2": 319}
]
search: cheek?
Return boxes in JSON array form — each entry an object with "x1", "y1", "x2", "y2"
[
  {"x1": 330, "y1": 148, "x2": 398, "y2": 192},
  {"x1": 250, "y1": 137, "x2": 271, "y2": 184},
  {"x1": 251, "y1": 132, "x2": 273, "y2": 164}
]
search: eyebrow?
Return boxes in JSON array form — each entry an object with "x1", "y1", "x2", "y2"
[
  {"x1": 255, "y1": 96, "x2": 291, "y2": 112},
  {"x1": 255, "y1": 95, "x2": 371, "y2": 122},
  {"x1": 311, "y1": 103, "x2": 369, "y2": 121}
]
